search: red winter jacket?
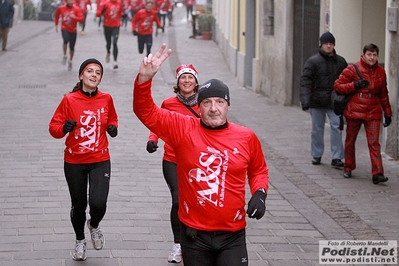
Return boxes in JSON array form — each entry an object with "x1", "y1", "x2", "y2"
[{"x1": 334, "y1": 56, "x2": 392, "y2": 120}]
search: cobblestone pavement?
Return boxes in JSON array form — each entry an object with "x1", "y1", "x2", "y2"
[{"x1": 0, "y1": 5, "x2": 398, "y2": 266}]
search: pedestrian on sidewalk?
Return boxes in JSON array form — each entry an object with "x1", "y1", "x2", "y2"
[
  {"x1": 145, "y1": 63, "x2": 200, "y2": 264},
  {"x1": 334, "y1": 43, "x2": 392, "y2": 184},
  {"x1": 133, "y1": 43, "x2": 269, "y2": 266},
  {"x1": 0, "y1": 0, "x2": 14, "y2": 51},
  {"x1": 300, "y1": 31, "x2": 347, "y2": 167},
  {"x1": 54, "y1": 0, "x2": 84, "y2": 71},
  {"x1": 182, "y1": 0, "x2": 194, "y2": 21},
  {"x1": 131, "y1": 0, "x2": 162, "y2": 56},
  {"x1": 96, "y1": 0, "x2": 124, "y2": 69},
  {"x1": 49, "y1": 58, "x2": 118, "y2": 261}
]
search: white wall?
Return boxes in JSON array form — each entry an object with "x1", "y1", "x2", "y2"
[{"x1": 330, "y1": 0, "x2": 385, "y2": 63}]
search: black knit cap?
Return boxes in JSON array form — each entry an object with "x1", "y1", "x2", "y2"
[
  {"x1": 320, "y1": 31, "x2": 335, "y2": 46},
  {"x1": 78, "y1": 58, "x2": 103, "y2": 78},
  {"x1": 198, "y1": 79, "x2": 230, "y2": 106}
]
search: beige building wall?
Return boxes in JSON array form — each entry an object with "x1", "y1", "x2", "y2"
[
  {"x1": 258, "y1": 0, "x2": 294, "y2": 105},
  {"x1": 213, "y1": 0, "x2": 399, "y2": 158},
  {"x1": 385, "y1": 0, "x2": 399, "y2": 158},
  {"x1": 213, "y1": 0, "x2": 238, "y2": 77}
]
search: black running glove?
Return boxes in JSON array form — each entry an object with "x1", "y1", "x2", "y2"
[
  {"x1": 354, "y1": 80, "x2": 369, "y2": 89},
  {"x1": 247, "y1": 189, "x2": 267, "y2": 220},
  {"x1": 146, "y1": 140, "x2": 158, "y2": 153},
  {"x1": 63, "y1": 120, "x2": 77, "y2": 134},
  {"x1": 107, "y1": 125, "x2": 118, "y2": 137},
  {"x1": 383, "y1": 116, "x2": 391, "y2": 127},
  {"x1": 132, "y1": 31, "x2": 138, "y2": 36}
]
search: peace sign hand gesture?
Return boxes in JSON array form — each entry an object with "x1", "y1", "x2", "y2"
[{"x1": 138, "y1": 43, "x2": 172, "y2": 84}]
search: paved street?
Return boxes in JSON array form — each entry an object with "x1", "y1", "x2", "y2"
[{"x1": 0, "y1": 5, "x2": 398, "y2": 266}]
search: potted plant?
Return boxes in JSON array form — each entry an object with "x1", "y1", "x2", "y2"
[{"x1": 198, "y1": 11, "x2": 214, "y2": 40}]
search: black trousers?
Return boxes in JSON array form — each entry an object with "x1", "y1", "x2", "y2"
[
  {"x1": 162, "y1": 160, "x2": 180, "y2": 243},
  {"x1": 180, "y1": 222, "x2": 248, "y2": 266},
  {"x1": 64, "y1": 160, "x2": 110, "y2": 240},
  {"x1": 103, "y1": 26, "x2": 119, "y2": 61},
  {"x1": 137, "y1": 34, "x2": 153, "y2": 56}
]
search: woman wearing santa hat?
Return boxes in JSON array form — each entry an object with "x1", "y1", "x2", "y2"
[{"x1": 145, "y1": 63, "x2": 199, "y2": 264}]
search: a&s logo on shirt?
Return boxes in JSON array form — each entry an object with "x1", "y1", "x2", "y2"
[
  {"x1": 75, "y1": 109, "x2": 101, "y2": 152},
  {"x1": 188, "y1": 147, "x2": 228, "y2": 207}
]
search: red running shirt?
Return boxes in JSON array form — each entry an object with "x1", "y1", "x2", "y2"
[
  {"x1": 54, "y1": 4, "x2": 84, "y2": 33},
  {"x1": 148, "y1": 96, "x2": 200, "y2": 163},
  {"x1": 96, "y1": 0, "x2": 124, "y2": 27},
  {"x1": 49, "y1": 90, "x2": 118, "y2": 164},
  {"x1": 132, "y1": 8, "x2": 161, "y2": 35},
  {"x1": 134, "y1": 77, "x2": 269, "y2": 232}
]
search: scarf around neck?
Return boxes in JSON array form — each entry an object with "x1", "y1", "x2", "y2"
[{"x1": 177, "y1": 91, "x2": 198, "y2": 106}]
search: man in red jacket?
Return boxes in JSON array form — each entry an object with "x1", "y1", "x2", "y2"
[
  {"x1": 334, "y1": 43, "x2": 392, "y2": 184},
  {"x1": 133, "y1": 43, "x2": 269, "y2": 266},
  {"x1": 54, "y1": 0, "x2": 84, "y2": 71},
  {"x1": 131, "y1": 0, "x2": 162, "y2": 56},
  {"x1": 96, "y1": 0, "x2": 124, "y2": 69}
]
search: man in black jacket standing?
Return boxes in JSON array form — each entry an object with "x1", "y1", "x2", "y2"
[{"x1": 300, "y1": 32, "x2": 347, "y2": 167}]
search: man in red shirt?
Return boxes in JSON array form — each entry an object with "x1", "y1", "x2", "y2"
[
  {"x1": 54, "y1": 0, "x2": 84, "y2": 71},
  {"x1": 129, "y1": 0, "x2": 143, "y2": 20},
  {"x1": 133, "y1": 43, "x2": 269, "y2": 266},
  {"x1": 75, "y1": 0, "x2": 92, "y2": 35},
  {"x1": 157, "y1": 0, "x2": 173, "y2": 30},
  {"x1": 96, "y1": 0, "x2": 124, "y2": 69},
  {"x1": 131, "y1": 0, "x2": 162, "y2": 56}
]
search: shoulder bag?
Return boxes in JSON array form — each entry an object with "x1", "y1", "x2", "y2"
[{"x1": 331, "y1": 63, "x2": 363, "y2": 116}]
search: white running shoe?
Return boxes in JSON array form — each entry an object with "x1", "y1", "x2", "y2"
[
  {"x1": 113, "y1": 62, "x2": 118, "y2": 69},
  {"x1": 71, "y1": 239, "x2": 87, "y2": 261},
  {"x1": 87, "y1": 219, "x2": 105, "y2": 250},
  {"x1": 167, "y1": 243, "x2": 182, "y2": 263},
  {"x1": 62, "y1": 55, "x2": 67, "y2": 65}
]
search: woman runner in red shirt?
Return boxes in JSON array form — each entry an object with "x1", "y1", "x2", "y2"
[{"x1": 49, "y1": 58, "x2": 118, "y2": 261}]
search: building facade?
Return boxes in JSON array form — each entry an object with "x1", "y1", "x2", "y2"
[{"x1": 212, "y1": 0, "x2": 399, "y2": 159}]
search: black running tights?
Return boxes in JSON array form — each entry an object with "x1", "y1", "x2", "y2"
[
  {"x1": 162, "y1": 160, "x2": 180, "y2": 243},
  {"x1": 64, "y1": 160, "x2": 110, "y2": 240}
]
